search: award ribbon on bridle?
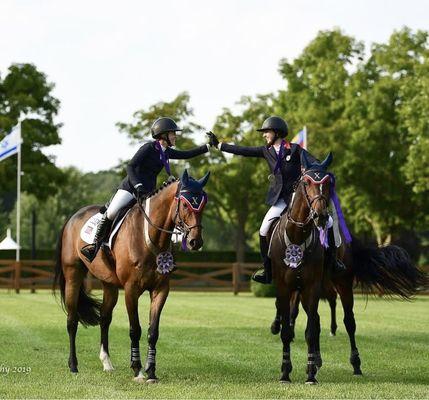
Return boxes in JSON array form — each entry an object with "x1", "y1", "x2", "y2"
[{"x1": 155, "y1": 141, "x2": 171, "y2": 176}]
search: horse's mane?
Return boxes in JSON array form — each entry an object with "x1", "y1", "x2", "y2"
[{"x1": 146, "y1": 176, "x2": 179, "y2": 199}]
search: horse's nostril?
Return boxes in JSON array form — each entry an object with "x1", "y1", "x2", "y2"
[{"x1": 189, "y1": 239, "x2": 196, "y2": 248}]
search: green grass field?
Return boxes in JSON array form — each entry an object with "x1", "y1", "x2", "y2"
[{"x1": 0, "y1": 290, "x2": 428, "y2": 399}]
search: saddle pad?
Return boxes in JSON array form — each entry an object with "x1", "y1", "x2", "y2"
[{"x1": 80, "y1": 210, "x2": 131, "y2": 247}]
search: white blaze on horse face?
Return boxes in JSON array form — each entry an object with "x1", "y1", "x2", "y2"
[{"x1": 99, "y1": 345, "x2": 114, "y2": 372}]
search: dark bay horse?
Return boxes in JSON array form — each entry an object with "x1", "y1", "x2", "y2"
[
  {"x1": 270, "y1": 182, "x2": 428, "y2": 380},
  {"x1": 269, "y1": 152, "x2": 334, "y2": 384},
  {"x1": 54, "y1": 170, "x2": 210, "y2": 383}
]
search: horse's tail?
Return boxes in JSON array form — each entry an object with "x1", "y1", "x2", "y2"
[
  {"x1": 53, "y1": 218, "x2": 101, "y2": 327},
  {"x1": 350, "y1": 238, "x2": 429, "y2": 299}
]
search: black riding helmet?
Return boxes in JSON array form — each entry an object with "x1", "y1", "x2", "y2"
[
  {"x1": 151, "y1": 117, "x2": 183, "y2": 139},
  {"x1": 257, "y1": 116, "x2": 289, "y2": 138}
]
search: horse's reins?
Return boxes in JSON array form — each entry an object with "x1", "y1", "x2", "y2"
[{"x1": 137, "y1": 184, "x2": 202, "y2": 254}]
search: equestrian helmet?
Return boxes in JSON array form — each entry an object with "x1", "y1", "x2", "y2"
[
  {"x1": 151, "y1": 117, "x2": 183, "y2": 139},
  {"x1": 257, "y1": 116, "x2": 289, "y2": 138}
]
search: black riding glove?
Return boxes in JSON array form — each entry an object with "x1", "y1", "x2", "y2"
[
  {"x1": 206, "y1": 131, "x2": 220, "y2": 148},
  {"x1": 135, "y1": 186, "x2": 147, "y2": 203}
]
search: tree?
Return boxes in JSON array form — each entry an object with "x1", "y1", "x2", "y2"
[
  {"x1": 10, "y1": 167, "x2": 121, "y2": 249},
  {"x1": 0, "y1": 63, "x2": 65, "y2": 219},
  {"x1": 339, "y1": 28, "x2": 429, "y2": 242}
]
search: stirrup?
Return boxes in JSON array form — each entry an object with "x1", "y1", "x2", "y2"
[
  {"x1": 333, "y1": 259, "x2": 347, "y2": 273},
  {"x1": 252, "y1": 268, "x2": 272, "y2": 284}
]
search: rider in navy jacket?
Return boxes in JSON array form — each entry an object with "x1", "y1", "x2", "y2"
[
  {"x1": 207, "y1": 116, "x2": 318, "y2": 284},
  {"x1": 81, "y1": 117, "x2": 210, "y2": 262}
]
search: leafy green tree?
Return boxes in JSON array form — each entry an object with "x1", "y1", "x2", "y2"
[
  {"x1": 339, "y1": 28, "x2": 428, "y2": 243},
  {"x1": 0, "y1": 63, "x2": 65, "y2": 215},
  {"x1": 9, "y1": 167, "x2": 121, "y2": 249}
]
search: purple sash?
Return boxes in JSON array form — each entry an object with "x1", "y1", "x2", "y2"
[
  {"x1": 329, "y1": 174, "x2": 352, "y2": 244},
  {"x1": 273, "y1": 140, "x2": 286, "y2": 174},
  {"x1": 154, "y1": 141, "x2": 171, "y2": 175}
]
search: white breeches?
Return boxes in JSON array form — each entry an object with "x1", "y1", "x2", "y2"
[
  {"x1": 259, "y1": 199, "x2": 287, "y2": 236},
  {"x1": 106, "y1": 189, "x2": 135, "y2": 220}
]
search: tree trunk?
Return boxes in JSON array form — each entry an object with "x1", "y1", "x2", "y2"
[{"x1": 235, "y1": 214, "x2": 247, "y2": 263}]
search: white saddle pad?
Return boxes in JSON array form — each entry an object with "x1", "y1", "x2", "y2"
[{"x1": 80, "y1": 210, "x2": 131, "y2": 248}]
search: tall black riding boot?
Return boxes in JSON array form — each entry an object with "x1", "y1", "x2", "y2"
[
  {"x1": 326, "y1": 228, "x2": 347, "y2": 275},
  {"x1": 252, "y1": 235, "x2": 272, "y2": 284},
  {"x1": 81, "y1": 213, "x2": 113, "y2": 262}
]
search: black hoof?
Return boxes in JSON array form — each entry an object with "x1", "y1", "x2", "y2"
[
  {"x1": 69, "y1": 366, "x2": 78, "y2": 373},
  {"x1": 305, "y1": 378, "x2": 318, "y2": 385},
  {"x1": 353, "y1": 369, "x2": 363, "y2": 375},
  {"x1": 271, "y1": 320, "x2": 281, "y2": 335},
  {"x1": 280, "y1": 379, "x2": 291, "y2": 384}
]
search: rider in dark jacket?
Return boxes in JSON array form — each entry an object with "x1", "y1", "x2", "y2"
[
  {"x1": 207, "y1": 116, "x2": 318, "y2": 284},
  {"x1": 81, "y1": 117, "x2": 211, "y2": 262}
]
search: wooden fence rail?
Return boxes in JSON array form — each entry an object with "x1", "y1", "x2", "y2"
[{"x1": 0, "y1": 260, "x2": 258, "y2": 294}]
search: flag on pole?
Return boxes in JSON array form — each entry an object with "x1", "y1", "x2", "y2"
[
  {"x1": 290, "y1": 126, "x2": 307, "y2": 150},
  {"x1": 0, "y1": 124, "x2": 22, "y2": 162}
]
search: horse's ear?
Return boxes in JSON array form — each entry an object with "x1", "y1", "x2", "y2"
[
  {"x1": 180, "y1": 169, "x2": 189, "y2": 186},
  {"x1": 320, "y1": 152, "x2": 333, "y2": 170},
  {"x1": 301, "y1": 151, "x2": 311, "y2": 170},
  {"x1": 198, "y1": 171, "x2": 210, "y2": 188}
]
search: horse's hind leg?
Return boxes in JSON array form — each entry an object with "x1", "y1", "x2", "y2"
[
  {"x1": 271, "y1": 299, "x2": 281, "y2": 335},
  {"x1": 145, "y1": 284, "x2": 170, "y2": 383},
  {"x1": 327, "y1": 286, "x2": 338, "y2": 336},
  {"x1": 337, "y1": 281, "x2": 362, "y2": 375},
  {"x1": 99, "y1": 283, "x2": 119, "y2": 372},
  {"x1": 276, "y1": 290, "x2": 294, "y2": 383},
  {"x1": 64, "y1": 264, "x2": 86, "y2": 373}
]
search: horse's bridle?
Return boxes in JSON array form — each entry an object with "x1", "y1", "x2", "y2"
[
  {"x1": 137, "y1": 184, "x2": 204, "y2": 247},
  {"x1": 286, "y1": 171, "x2": 330, "y2": 228},
  {"x1": 172, "y1": 190, "x2": 204, "y2": 240}
]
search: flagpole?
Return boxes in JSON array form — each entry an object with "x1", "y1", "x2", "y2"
[{"x1": 16, "y1": 121, "x2": 22, "y2": 262}]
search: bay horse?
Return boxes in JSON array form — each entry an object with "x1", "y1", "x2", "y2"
[
  {"x1": 269, "y1": 151, "x2": 335, "y2": 384},
  {"x1": 54, "y1": 169, "x2": 210, "y2": 383},
  {"x1": 270, "y1": 176, "x2": 428, "y2": 380}
]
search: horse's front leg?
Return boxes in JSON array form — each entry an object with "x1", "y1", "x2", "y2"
[
  {"x1": 125, "y1": 285, "x2": 143, "y2": 380},
  {"x1": 145, "y1": 283, "x2": 170, "y2": 383},
  {"x1": 301, "y1": 286, "x2": 321, "y2": 384},
  {"x1": 276, "y1": 286, "x2": 293, "y2": 383}
]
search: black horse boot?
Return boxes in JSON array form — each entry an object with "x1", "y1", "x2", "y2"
[
  {"x1": 81, "y1": 213, "x2": 113, "y2": 262},
  {"x1": 252, "y1": 235, "x2": 272, "y2": 284}
]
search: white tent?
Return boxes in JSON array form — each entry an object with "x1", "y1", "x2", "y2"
[{"x1": 0, "y1": 228, "x2": 20, "y2": 250}]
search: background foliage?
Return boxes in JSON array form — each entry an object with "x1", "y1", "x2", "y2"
[{"x1": 0, "y1": 28, "x2": 428, "y2": 264}]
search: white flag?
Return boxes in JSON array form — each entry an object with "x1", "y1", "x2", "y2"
[{"x1": 0, "y1": 124, "x2": 22, "y2": 162}]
